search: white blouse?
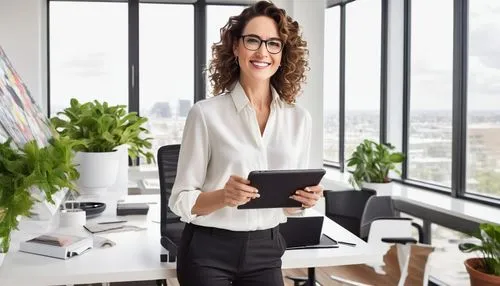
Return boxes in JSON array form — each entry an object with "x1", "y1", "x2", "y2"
[{"x1": 168, "y1": 81, "x2": 311, "y2": 231}]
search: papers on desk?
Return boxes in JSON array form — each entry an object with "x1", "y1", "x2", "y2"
[
  {"x1": 19, "y1": 233, "x2": 93, "y2": 260},
  {"x1": 84, "y1": 222, "x2": 146, "y2": 234},
  {"x1": 141, "y1": 178, "x2": 160, "y2": 190}
]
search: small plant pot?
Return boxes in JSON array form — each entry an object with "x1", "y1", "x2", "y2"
[
  {"x1": 464, "y1": 258, "x2": 500, "y2": 286},
  {"x1": 362, "y1": 182, "x2": 393, "y2": 196},
  {"x1": 74, "y1": 151, "x2": 119, "y2": 194},
  {"x1": 0, "y1": 236, "x2": 5, "y2": 268}
]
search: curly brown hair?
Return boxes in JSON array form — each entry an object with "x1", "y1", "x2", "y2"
[{"x1": 208, "y1": 1, "x2": 309, "y2": 104}]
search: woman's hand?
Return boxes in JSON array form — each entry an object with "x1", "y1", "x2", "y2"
[
  {"x1": 290, "y1": 185, "x2": 324, "y2": 208},
  {"x1": 221, "y1": 175, "x2": 260, "y2": 207}
]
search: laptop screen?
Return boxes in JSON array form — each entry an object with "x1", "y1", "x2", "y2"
[{"x1": 279, "y1": 216, "x2": 324, "y2": 248}]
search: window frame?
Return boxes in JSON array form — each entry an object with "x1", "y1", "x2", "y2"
[
  {"x1": 324, "y1": 0, "x2": 500, "y2": 207},
  {"x1": 47, "y1": 0, "x2": 250, "y2": 117}
]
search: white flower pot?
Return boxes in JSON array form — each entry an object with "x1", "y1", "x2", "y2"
[
  {"x1": 0, "y1": 236, "x2": 5, "y2": 268},
  {"x1": 108, "y1": 145, "x2": 129, "y2": 196},
  {"x1": 363, "y1": 182, "x2": 393, "y2": 196},
  {"x1": 74, "y1": 151, "x2": 119, "y2": 194}
]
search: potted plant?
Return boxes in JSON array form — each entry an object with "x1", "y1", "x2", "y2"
[
  {"x1": 50, "y1": 99, "x2": 154, "y2": 194},
  {"x1": 459, "y1": 223, "x2": 500, "y2": 286},
  {"x1": 346, "y1": 139, "x2": 405, "y2": 196},
  {"x1": 0, "y1": 137, "x2": 79, "y2": 261}
]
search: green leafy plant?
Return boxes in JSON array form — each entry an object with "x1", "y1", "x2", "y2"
[
  {"x1": 50, "y1": 99, "x2": 155, "y2": 164},
  {"x1": 347, "y1": 139, "x2": 405, "y2": 189},
  {"x1": 459, "y1": 223, "x2": 500, "y2": 276},
  {"x1": 0, "y1": 137, "x2": 79, "y2": 253}
]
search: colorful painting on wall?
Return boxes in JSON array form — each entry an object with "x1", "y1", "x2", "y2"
[{"x1": 0, "y1": 46, "x2": 55, "y2": 147}]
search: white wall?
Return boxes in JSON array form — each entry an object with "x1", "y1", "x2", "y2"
[{"x1": 0, "y1": 0, "x2": 48, "y2": 113}]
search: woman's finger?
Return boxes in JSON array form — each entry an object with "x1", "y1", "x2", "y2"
[
  {"x1": 290, "y1": 194, "x2": 316, "y2": 207},
  {"x1": 227, "y1": 180, "x2": 259, "y2": 196},
  {"x1": 295, "y1": 190, "x2": 320, "y2": 201},
  {"x1": 230, "y1": 175, "x2": 251, "y2": 185},
  {"x1": 305, "y1": 185, "x2": 323, "y2": 195}
]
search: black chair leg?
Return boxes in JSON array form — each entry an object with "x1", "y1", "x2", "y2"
[
  {"x1": 168, "y1": 251, "x2": 176, "y2": 263},
  {"x1": 156, "y1": 279, "x2": 167, "y2": 286},
  {"x1": 284, "y1": 276, "x2": 307, "y2": 286},
  {"x1": 285, "y1": 267, "x2": 321, "y2": 286}
]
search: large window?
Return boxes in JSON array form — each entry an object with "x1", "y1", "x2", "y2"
[
  {"x1": 139, "y1": 4, "x2": 193, "y2": 156},
  {"x1": 408, "y1": 0, "x2": 453, "y2": 187},
  {"x1": 344, "y1": 0, "x2": 381, "y2": 162},
  {"x1": 49, "y1": 1, "x2": 128, "y2": 116},
  {"x1": 323, "y1": 7, "x2": 341, "y2": 164},
  {"x1": 467, "y1": 0, "x2": 500, "y2": 199},
  {"x1": 206, "y1": 5, "x2": 245, "y2": 97}
]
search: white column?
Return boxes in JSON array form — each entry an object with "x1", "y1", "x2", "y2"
[
  {"x1": 275, "y1": 0, "x2": 326, "y2": 168},
  {"x1": 386, "y1": 0, "x2": 405, "y2": 176}
]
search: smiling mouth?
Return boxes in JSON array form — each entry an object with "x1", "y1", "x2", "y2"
[{"x1": 250, "y1": 60, "x2": 271, "y2": 68}]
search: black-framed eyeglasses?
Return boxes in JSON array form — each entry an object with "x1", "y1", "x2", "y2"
[{"x1": 240, "y1": 34, "x2": 283, "y2": 54}]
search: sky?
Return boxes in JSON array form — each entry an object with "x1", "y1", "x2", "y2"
[{"x1": 323, "y1": 0, "x2": 500, "y2": 112}]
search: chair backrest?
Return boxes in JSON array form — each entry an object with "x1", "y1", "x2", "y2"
[
  {"x1": 157, "y1": 144, "x2": 181, "y2": 237},
  {"x1": 324, "y1": 189, "x2": 376, "y2": 237},
  {"x1": 360, "y1": 195, "x2": 396, "y2": 239}
]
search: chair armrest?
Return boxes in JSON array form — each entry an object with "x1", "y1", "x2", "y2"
[
  {"x1": 381, "y1": 237, "x2": 417, "y2": 244},
  {"x1": 411, "y1": 222, "x2": 424, "y2": 243},
  {"x1": 372, "y1": 217, "x2": 412, "y2": 221},
  {"x1": 160, "y1": 236, "x2": 178, "y2": 263}
]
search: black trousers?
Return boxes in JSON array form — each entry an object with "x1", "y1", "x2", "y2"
[{"x1": 177, "y1": 223, "x2": 286, "y2": 286}]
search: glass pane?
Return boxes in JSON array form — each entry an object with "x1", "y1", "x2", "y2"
[
  {"x1": 49, "y1": 1, "x2": 128, "y2": 116},
  {"x1": 467, "y1": 0, "x2": 500, "y2": 199},
  {"x1": 345, "y1": 0, "x2": 381, "y2": 163},
  {"x1": 139, "y1": 4, "x2": 194, "y2": 157},
  {"x1": 206, "y1": 5, "x2": 246, "y2": 97},
  {"x1": 324, "y1": 7, "x2": 340, "y2": 163},
  {"x1": 408, "y1": 0, "x2": 453, "y2": 187}
]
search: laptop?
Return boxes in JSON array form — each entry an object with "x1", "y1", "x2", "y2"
[{"x1": 279, "y1": 216, "x2": 338, "y2": 250}]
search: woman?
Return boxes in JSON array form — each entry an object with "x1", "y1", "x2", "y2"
[{"x1": 169, "y1": 1, "x2": 323, "y2": 285}]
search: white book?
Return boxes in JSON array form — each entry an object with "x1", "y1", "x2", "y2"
[
  {"x1": 141, "y1": 178, "x2": 160, "y2": 190},
  {"x1": 19, "y1": 233, "x2": 93, "y2": 260}
]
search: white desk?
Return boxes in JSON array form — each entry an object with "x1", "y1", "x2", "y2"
[{"x1": 0, "y1": 194, "x2": 379, "y2": 286}]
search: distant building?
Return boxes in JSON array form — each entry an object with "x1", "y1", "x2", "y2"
[
  {"x1": 468, "y1": 125, "x2": 500, "y2": 171},
  {"x1": 150, "y1": 102, "x2": 172, "y2": 118},
  {"x1": 178, "y1": 99, "x2": 191, "y2": 118}
]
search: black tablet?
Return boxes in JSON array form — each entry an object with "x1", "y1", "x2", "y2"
[{"x1": 237, "y1": 169, "x2": 326, "y2": 209}]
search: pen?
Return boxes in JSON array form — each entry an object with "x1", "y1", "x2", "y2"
[
  {"x1": 98, "y1": 220, "x2": 128, "y2": 224},
  {"x1": 324, "y1": 234, "x2": 357, "y2": 247},
  {"x1": 336, "y1": 241, "x2": 356, "y2": 247}
]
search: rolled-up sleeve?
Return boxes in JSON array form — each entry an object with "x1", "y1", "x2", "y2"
[{"x1": 168, "y1": 103, "x2": 210, "y2": 223}]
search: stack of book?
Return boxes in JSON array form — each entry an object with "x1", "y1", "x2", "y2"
[{"x1": 19, "y1": 233, "x2": 93, "y2": 260}]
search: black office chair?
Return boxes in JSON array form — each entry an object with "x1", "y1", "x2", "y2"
[
  {"x1": 324, "y1": 188, "x2": 377, "y2": 237},
  {"x1": 157, "y1": 144, "x2": 185, "y2": 263},
  {"x1": 360, "y1": 196, "x2": 424, "y2": 243}
]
